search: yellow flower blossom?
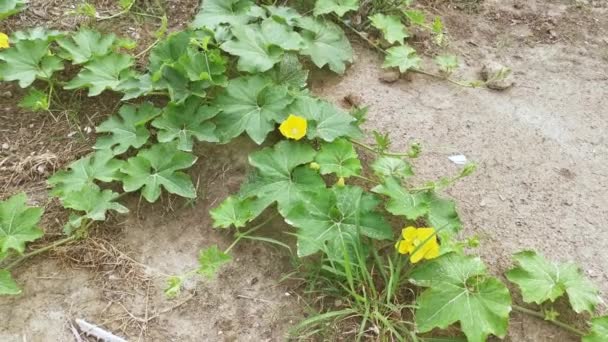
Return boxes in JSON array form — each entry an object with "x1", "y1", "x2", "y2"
[
  {"x1": 395, "y1": 226, "x2": 440, "y2": 263},
  {"x1": 279, "y1": 114, "x2": 307, "y2": 140},
  {"x1": 0, "y1": 33, "x2": 9, "y2": 49}
]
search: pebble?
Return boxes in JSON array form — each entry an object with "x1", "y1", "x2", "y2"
[
  {"x1": 84, "y1": 126, "x2": 93, "y2": 134},
  {"x1": 1, "y1": 143, "x2": 8, "y2": 150},
  {"x1": 36, "y1": 165, "x2": 46, "y2": 175},
  {"x1": 379, "y1": 69, "x2": 400, "y2": 83},
  {"x1": 481, "y1": 61, "x2": 515, "y2": 90}
]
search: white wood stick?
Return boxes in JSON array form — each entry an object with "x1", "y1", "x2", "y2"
[{"x1": 75, "y1": 319, "x2": 128, "y2": 342}]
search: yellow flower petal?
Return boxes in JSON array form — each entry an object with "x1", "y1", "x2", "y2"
[
  {"x1": 335, "y1": 177, "x2": 345, "y2": 187},
  {"x1": 0, "y1": 33, "x2": 9, "y2": 49},
  {"x1": 425, "y1": 243, "x2": 440, "y2": 260},
  {"x1": 397, "y1": 226, "x2": 440, "y2": 263},
  {"x1": 279, "y1": 114, "x2": 307, "y2": 140},
  {"x1": 402, "y1": 226, "x2": 417, "y2": 240},
  {"x1": 396, "y1": 240, "x2": 410, "y2": 254}
]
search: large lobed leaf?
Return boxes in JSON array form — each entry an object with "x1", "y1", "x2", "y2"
[
  {"x1": 239, "y1": 140, "x2": 325, "y2": 217},
  {"x1": 383, "y1": 45, "x2": 421, "y2": 73},
  {"x1": 95, "y1": 102, "x2": 161, "y2": 155},
  {"x1": 287, "y1": 95, "x2": 362, "y2": 141},
  {"x1": 506, "y1": 250, "x2": 601, "y2": 313},
  {"x1": 221, "y1": 19, "x2": 303, "y2": 73},
  {"x1": 152, "y1": 97, "x2": 219, "y2": 152},
  {"x1": 0, "y1": 0, "x2": 26, "y2": 20},
  {"x1": 0, "y1": 193, "x2": 44, "y2": 255},
  {"x1": 313, "y1": 0, "x2": 359, "y2": 17},
  {"x1": 61, "y1": 187, "x2": 128, "y2": 234},
  {"x1": 48, "y1": 150, "x2": 124, "y2": 196},
  {"x1": 64, "y1": 53, "x2": 134, "y2": 96},
  {"x1": 56, "y1": 29, "x2": 116, "y2": 64},
  {"x1": 370, "y1": 14, "x2": 409, "y2": 44},
  {"x1": 285, "y1": 185, "x2": 393, "y2": 257},
  {"x1": 198, "y1": 245, "x2": 231, "y2": 278},
  {"x1": 315, "y1": 138, "x2": 361, "y2": 178},
  {"x1": 213, "y1": 75, "x2": 292, "y2": 144},
  {"x1": 296, "y1": 17, "x2": 353, "y2": 74},
  {"x1": 0, "y1": 39, "x2": 64, "y2": 88},
  {"x1": 121, "y1": 143, "x2": 198, "y2": 203},
  {"x1": 192, "y1": 0, "x2": 257, "y2": 29},
  {"x1": 409, "y1": 253, "x2": 512, "y2": 342}
]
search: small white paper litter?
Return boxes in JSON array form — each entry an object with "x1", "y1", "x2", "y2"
[{"x1": 448, "y1": 155, "x2": 467, "y2": 165}]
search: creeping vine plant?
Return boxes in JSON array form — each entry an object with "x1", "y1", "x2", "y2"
[{"x1": 0, "y1": 0, "x2": 605, "y2": 341}]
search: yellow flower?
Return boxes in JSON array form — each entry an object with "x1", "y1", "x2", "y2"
[
  {"x1": 395, "y1": 226, "x2": 440, "y2": 263},
  {"x1": 279, "y1": 114, "x2": 307, "y2": 140},
  {"x1": 0, "y1": 33, "x2": 9, "y2": 49},
  {"x1": 309, "y1": 162, "x2": 321, "y2": 170}
]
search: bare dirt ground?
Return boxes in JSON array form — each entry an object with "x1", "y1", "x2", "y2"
[{"x1": 1, "y1": 0, "x2": 607, "y2": 341}]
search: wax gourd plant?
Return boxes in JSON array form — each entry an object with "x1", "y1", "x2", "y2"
[{"x1": 0, "y1": 1, "x2": 605, "y2": 341}]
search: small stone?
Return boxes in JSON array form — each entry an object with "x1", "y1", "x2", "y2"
[
  {"x1": 334, "y1": 299, "x2": 343, "y2": 307},
  {"x1": 29, "y1": 123, "x2": 34, "y2": 128},
  {"x1": 67, "y1": 131, "x2": 77, "y2": 138},
  {"x1": 284, "y1": 292, "x2": 291, "y2": 297},
  {"x1": 343, "y1": 93, "x2": 363, "y2": 107},
  {"x1": 84, "y1": 126, "x2": 93, "y2": 134},
  {"x1": 379, "y1": 69, "x2": 400, "y2": 83},
  {"x1": 0, "y1": 91, "x2": 12, "y2": 98},
  {"x1": 1, "y1": 143, "x2": 8, "y2": 150},
  {"x1": 36, "y1": 165, "x2": 46, "y2": 175},
  {"x1": 481, "y1": 61, "x2": 514, "y2": 90},
  {"x1": 217, "y1": 331, "x2": 223, "y2": 335}
]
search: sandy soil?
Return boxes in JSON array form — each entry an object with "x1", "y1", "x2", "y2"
[{"x1": 1, "y1": 0, "x2": 607, "y2": 341}]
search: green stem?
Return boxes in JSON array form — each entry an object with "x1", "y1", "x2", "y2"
[
  {"x1": 349, "y1": 139, "x2": 411, "y2": 158},
  {"x1": 96, "y1": 0, "x2": 135, "y2": 21},
  {"x1": 5, "y1": 236, "x2": 76, "y2": 270},
  {"x1": 512, "y1": 304, "x2": 586, "y2": 337},
  {"x1": 334, "y1": 15, "x2": 479, "y2": 89},
  {"x1": 135, "y1": 38, "x2": 160, "y2": 58},
  {"x1": 224, "y1": 214, "x2": 278, "y2": 254}
]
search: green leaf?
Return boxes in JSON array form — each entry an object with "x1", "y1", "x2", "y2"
[
  {"x1": 427, "y1": 193, "x2": 462, "y2": 237},
  {"x1": 0, "y1": 193, "x2": 44, "y2": 255},
  {"x1": 10, "y1": 28, "x2": 62, "y2": 44},
  {"x1": 313, "y1": 0, "x2": 358, "y2": 17},
  {"x1": 287, "y1": 96, "x2": 362, "y2": 141},
  {"x1": 152, "y1": 98, "x2": 219, "y2": 152},
  {"x1": 315, "y1": 139, "x2": 361, "y2": 178},
  {"x1": 269, "y1": 53, "x2": 308, "y2": 90},
  {"x1": 10, "y1": 28, "x2": 64, "y2": 43},
  {"x1": 404, "y1": 9, "x2": 426, "y2": 26},
  {"x1": 210, "y1": 196, "x2": 261, "y2": 229},
  {"x1": 370, "y1": 14, "x2": 409, "y2": 44},
  {"x1": 432, "y1": 16, "x2": 445, "y2": 45},
  {"x1": 383, "y1": 45, "x2": 421, "y2": 73},
  {"x1": 583, "y1": 316, "x2": 608, "y2": 342},
  {"x1": 0, "y1": 40, "x2": 64, "y2": 88},
  {"x1": 240, "y1": 141, "x2": 325, "y2": 216},
  {"x1": 297, "y1": 17, "x2": 353, "y2": 74},
  {"x1": 192, "y1": 0, "x2": 255, "y2": 29},
  {"x1": 121, "y1": 143, "x2": 198, "y2": 203},
  {"x1": 435, "y1": 55, "x2": 459, "y2": 74},
  {"x1": 0, "y1": 0, "x2": 26, "y2": 20},
  {"x1": 177, "y1": 46, "x2": 227, "y2": 86},
  {"x1": 48, "y1": 150, "x2": 124, "y2": 196},
  {"x1": 18, "y1": 88, "x2": 49, "y2": 111},
  {"x1": 0, "y1": 270, "x2": 21, "y2": 295},
  {"x1": 214, "y1": 75, "x2": 293, "y2": 144},
  {"x1": 65, "y1": 53, "x2": 134, "y2": 96},
  {"x1": 56, "y1": 29, "x2": 116, "y2": 64},
  {"x1": 264, "y1": 5, "x2": 302, "y2": 26},
  {"x1": 0, "y1": 268, "x2": 20, "y2": 296},
  {"x1": 116, "y1": 73, "x2": 154, "y2": 100},
  {"x1": 60, "y1": 187, "x2": 128, "y2": 223},
  {"x1": 164, "y1": 276, "x2": 182, "y2": 298},
  {"x1": 409, "y1": 253, "x2": 512, "y2": 342},
  {"x1": 372, "y1": 177, "x2": 429, "y2": 220},
  {"x1": 198, "y1": 245, "x2": 231, "y2": 278},
  {"x1": 221, "y1": 20, "x2": 302, "y2": 73},
  {"x1": 506, "y1": 250, "x2": 600, "y2": 313},
  {"x1": 371, "y1": 156, "x2": 413, "y2": 179},
  {"x1": 94, "y1": 102, "x2": 161, "y2": 155},
  {"x1": 286, "y1": 186, "x2": 393, "y2": 257}
]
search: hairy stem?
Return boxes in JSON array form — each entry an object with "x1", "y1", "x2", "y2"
[
  {"x1": 5, "y1": 236, "x2": 77, "y2": 270},
  {"x1": 512, "y1": 304, "x2": 586, "y2": 337},
  {"x1": 350, "y1": 139, "x2": 411, "y2": 158}
]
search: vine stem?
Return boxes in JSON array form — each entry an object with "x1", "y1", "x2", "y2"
[
  {"x1": 333, "y1": 15, "x2": 478, "y2": 88},
  {"x1": 224, "y1": 214, "x2": 279, "y2": 254},
  {"x1": 96, "y1": 0, "x2": 136, "y2": 21},
  {"x1": 349, "y1": 139, "x2": 411, "y2": 158},
  {"x1": 5, "y1": 236, "x2": 77, "y2": 270},
  {"x1": 512, "y1": 304, "x2": 586, "y2": 336}
]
